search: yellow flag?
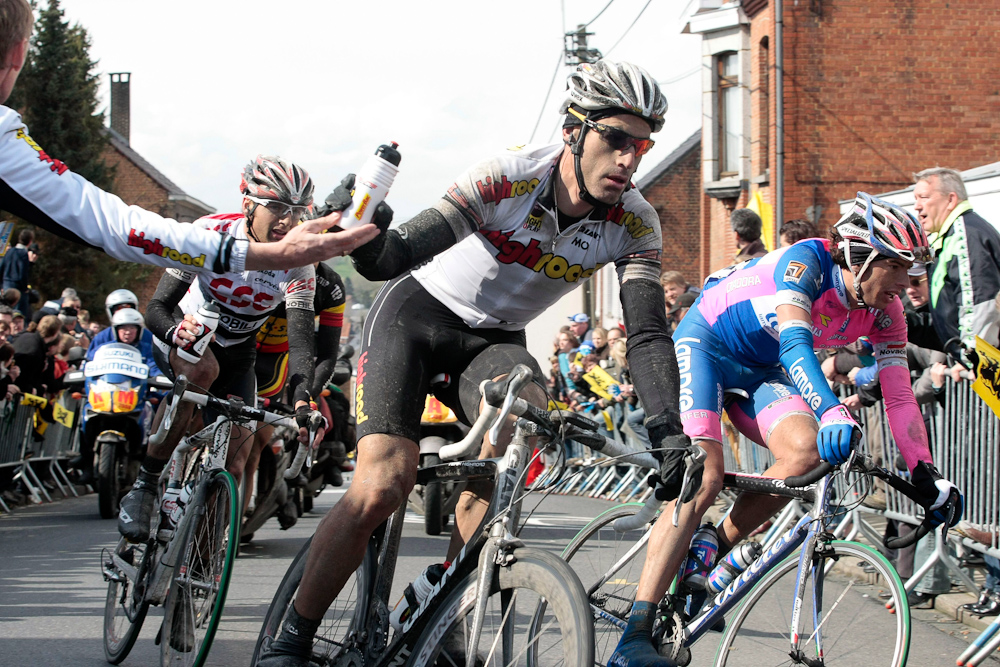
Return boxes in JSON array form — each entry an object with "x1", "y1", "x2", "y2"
[
  {"x1": 53, "y1": 401, "x2": 75, "y2": 428},
  {"x1": 21, "y1": 393, "x2": 47, "y2": 409},
  {"x1": 973, "y1": 336, "x2": 1000, "y2": 418},
  {"x1": 582, "y1": 365, "x2": 619, "y2": 402},
  {"x1": 746, "y1": 190, "x2": 775, "y2": 251}
]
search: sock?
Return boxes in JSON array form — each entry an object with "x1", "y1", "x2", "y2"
[{"x1": 270, "y1": 603, "x2": 321, "y2": 657}]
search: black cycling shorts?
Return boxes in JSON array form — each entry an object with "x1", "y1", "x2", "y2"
[
  {"x1": 255, "y1": 350, "x2": 289, "y2": 399},
  {"x1": 355, "y1": 274, "x2": 542, "y2": 444},
  {"x1": 153, "y1": 337, "x2": 258, "y2": 407}
]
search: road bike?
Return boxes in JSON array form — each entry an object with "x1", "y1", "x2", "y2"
[
  {"x1": 253, "y1": 364, "x2": 659, "y2": 667},
  {"x1": 101, "y1": 375, "x2": 322, "y2": 667},
  {"x1": 551, "y1": 444, "x2": 941, "y2": 667}
]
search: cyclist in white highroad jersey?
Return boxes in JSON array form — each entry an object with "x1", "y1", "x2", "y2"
[
  {"x1": 117, "y1": 156, "x2": 323, "y2": 547},
  {"x1": 0, "y1": 0, "x2": 376, "y2": 273}
]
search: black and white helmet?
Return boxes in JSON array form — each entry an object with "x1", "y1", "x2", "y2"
[
  {"x1": 560, "y1": 59, "x2": 667, "y2": 132},
  {"x1": 111, "y1": 308, "x2": 144, "y2": 338},
  {"x1": 105, "y1": 289, "x2": 138, "y2": 321}
]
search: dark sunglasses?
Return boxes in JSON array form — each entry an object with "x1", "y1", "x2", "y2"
[
  {"x1": 908, "y1": 276, "x2": 927, "y2": 287},
  {"x1": 568, "y1": 108, "x2": 655, "y2": 157}
]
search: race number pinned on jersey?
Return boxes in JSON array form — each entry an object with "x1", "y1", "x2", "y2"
[
  {"x1": 783, "y1": 261, "x2": 807, "y2": 284},
  {"x1": 973, "y1": 336, "x2": 1000, "y2": 418}
]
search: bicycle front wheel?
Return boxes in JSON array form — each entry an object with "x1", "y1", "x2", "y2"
[
  {"x1": 555, "y1": 503, "x2": 651, "y2": 664},
  {"x1": 409, "y1": 547, "x2": 594, "y2": 667},
  {"x1": 715, "y1": 540, "x2": 910, "y2": 667},
  {"x1": 161, "y1": 469, "x2": 240, "y2": 667}
]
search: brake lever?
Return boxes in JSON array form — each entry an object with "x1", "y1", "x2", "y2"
[
  {"x1": 673, "y1": 446, "x2": 707, "y2": 527},
  {"x1": 487, "y1": 367, "x2": 533, "y2": 446}
]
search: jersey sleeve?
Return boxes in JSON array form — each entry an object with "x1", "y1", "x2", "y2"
[
  {"x1": 432, "y1": 155, "x2": 508, "y2": 238},
  {"x1": 772, "y1": 242, "x2": 826, "y2": 312},
  {"x1": 0, "y1": 109, "x2": 248, "y2": 274},
  {"x1": 282, "y1": 265, "x2": 316, "y2": 311}
]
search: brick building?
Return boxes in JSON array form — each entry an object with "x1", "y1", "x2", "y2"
[
  {"x1": 677, "y1": 0, "x2": 1000, "y2": 278},
  {"x1": 101, "y1": 73, "x2": 214, "y2": 302},
  {"x1": 636, "y1": 130, "x2": 703, "y2": 284}
]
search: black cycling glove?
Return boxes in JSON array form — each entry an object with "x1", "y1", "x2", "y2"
[
  {"x1": 912, "y1": 461, "x2": 963, "y2": 528},
  {"x1": 646, "y1": 425, "x2": 698, "y2": 503},
  {"x1": 295, "y1": 403, "x2": 316, "y2": 432}
]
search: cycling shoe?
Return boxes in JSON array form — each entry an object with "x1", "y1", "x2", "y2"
[{"x1": 608, "y1": 602, "x2": 681, "y2": 667}]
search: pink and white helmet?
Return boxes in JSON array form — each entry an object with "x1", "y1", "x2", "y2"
[
  {"x1": 835, "y1": 192, "x2": 932, "y2": 264},
  {"x1": 240, "y1": 155, "x2": 314, "y2": 206}
]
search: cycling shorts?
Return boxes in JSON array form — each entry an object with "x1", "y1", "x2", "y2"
[
  {"x1": 675, "y1": 308, "x2": 814, "y2": 447},
  {"x1": 355, "y1": 274, "x2": 542, "y2": 444},
  {"x1": 255, "y1": 350, "x2": 289, "y2": 399},
  {"x1": 153, "y1": 338, "x2": 258, "y2": 425}
]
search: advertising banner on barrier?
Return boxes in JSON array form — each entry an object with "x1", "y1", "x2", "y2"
[{"x1": 973, "y1": 336, "x2": 1000, "y2": 418}]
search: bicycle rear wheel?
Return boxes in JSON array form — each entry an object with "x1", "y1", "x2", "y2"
[
  {"x1": 410, "y1": 548, "x2": 594, "y2": 667},
  {"x1": 715, "y1": 540, "x2": 910, "y2": 667},
  {"x1": 552, "y1": 503, "x2": 651, "y2": 664},
  {"x1": 252, "y1": 535, "x2": 375, "y2": 665},
  {"x1": 103, "y1": 538, "x2": 152, "y2": 664},
  {"x1": 161, "y1": 469, "x2": 240, "y2": 667}
]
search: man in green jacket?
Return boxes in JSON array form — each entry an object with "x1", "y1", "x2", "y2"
[{"x1": 913, "y1": 167, "x2": 1000, "y2": 379}]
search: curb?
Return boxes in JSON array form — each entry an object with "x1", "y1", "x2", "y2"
[{"x1": 934, "y1": 591, "x2": 998, "y2": 634}]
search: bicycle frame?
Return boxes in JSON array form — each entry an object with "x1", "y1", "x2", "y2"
[{"x1": 340, "y1": 418, "x2": 543, "y2": 667}]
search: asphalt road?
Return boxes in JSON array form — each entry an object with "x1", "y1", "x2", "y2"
[{"x1": 0, "y1": 484, "x2": 993, "y2": 666}]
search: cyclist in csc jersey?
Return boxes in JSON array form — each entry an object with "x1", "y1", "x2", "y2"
[
  {"x1": 609, "y1": 193, "x2": 965, "y2": 667},
  {"x1": 258, "y1": 60, "x2": 691, "y2": 666},
  {"x1": 0, "y1": 0, "x2": 377, "y2": 274},
  {"x1": 243, "y1": 261, "x2": 346, "y2": 527},
  {"x1": 117, "y1": 156, "x2": 324, "y2": 545}
]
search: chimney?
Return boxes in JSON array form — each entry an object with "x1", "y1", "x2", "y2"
[{"x1": 109, "y1": 72, "x2": 131, "y2": 144}]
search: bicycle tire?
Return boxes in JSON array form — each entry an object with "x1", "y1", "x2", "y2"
[
  {"x1": 545, "y1": 502, "x2": 650, "y2": 664},
  {"x1": 252, "y1": 535, "x2": 376, "y2": 666},
  {"x1": 423, "y1": 454, "x2": 443, "y2": 536},
  {"x1": 103, "y1": 538, "x2": 152, "y2": 664},
  {"x1": 161, "y1": 469, "x2": 240, "y2": 667},
  {"x1": 409, "y1": 547, "x2": 594, "y2": 667},
  {"x1": 714, "y1": 540, "x2": 910, "y2": 667},
  {"x1": 97, "y1": 439, "x2": 120, "y2": 519}
]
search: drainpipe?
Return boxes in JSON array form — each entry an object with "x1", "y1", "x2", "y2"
[{"x1": 774, "y1": 0, "x2": 784, "y2": 239}]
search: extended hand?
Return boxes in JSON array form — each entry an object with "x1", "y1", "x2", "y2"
[{"x1": 246, "y1": 217, "x2": 379, "y2": 270}]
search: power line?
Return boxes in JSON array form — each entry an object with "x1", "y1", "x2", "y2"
[
  {"x1": 604, "y1": 0, "x2": 655, "y2": 56},
  {"x1": 530, "y1": 51, "x2": 565, "y2": 143},
  {"x1": 583, "y1": 0, "x2": 616, "y2": 27},
  {"x1": 658, "y1": 66, "x2": 700, "y2": 85}
]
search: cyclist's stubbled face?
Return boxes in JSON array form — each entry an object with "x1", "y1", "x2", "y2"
[
  {"x1": 243, "y1": 198, "x2": 302, "y2": 243},
  {"x1": 858, "y1": 257, "x2": 911, "y2": 310},
  {"x1": 573, "y1": 113, "x2": 651, "y2": 205}
]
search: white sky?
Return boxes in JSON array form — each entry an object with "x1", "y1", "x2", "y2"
[{"x1": 57, "y1": 0, "x2": 704, "y2": 219}]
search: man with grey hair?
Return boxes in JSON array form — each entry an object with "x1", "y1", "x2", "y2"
[{"x1": 913, "y1": 167, "x2": 1000, "y2": 378}]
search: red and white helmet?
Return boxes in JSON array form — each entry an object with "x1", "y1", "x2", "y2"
[
  {"x1": 240, "y1": 155, "x2": 314, "y2": 206},
  {"x1": 560, "y1": 59, "x2": 667, "y2": 132},
  {"x1": 835, "y1": 192, "x2": 933, "y2": 304}
]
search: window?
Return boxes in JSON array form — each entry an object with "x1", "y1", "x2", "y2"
[
  {"x1": 759, "y1": 37, "x2": 769, "y2": 173},
  {"x1": 717, "y1": 52, "x2": 740, "y2": 177}
]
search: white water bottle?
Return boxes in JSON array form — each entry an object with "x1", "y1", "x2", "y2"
[
  {"x1": 160, "y1": 486, "x2": 182, "y2": 528},
  {"x1": 169, "y1": 481, "x2": 195, "y2": 525},
  {"x1": 338, "y1": 142, "x2": 401, "y2": 230},
  {"x1": 177, "y1": 302, "x2": 220, "y2": 364},
  {"x1": 706, "y1": 542, "x2": 763, "y2": 595}
]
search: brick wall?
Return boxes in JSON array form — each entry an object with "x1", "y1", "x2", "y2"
[
  {"x1": 641, "y1": 142, "x2": 705, "y2": 286},
  {"x1": 702, "y1": 0, "x2": 1000, "y2": 269},
  {"x1": 101, "y1": 146, "x2": 171, "y2": 216}
]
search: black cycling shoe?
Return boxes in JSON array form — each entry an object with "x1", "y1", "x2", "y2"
[
  {"x1": 255, "y1": 651, "x2": 318, "y2": 667},
  {"x1": 118, "y1": 468, "x2": 159, "y2": 542},
  {"x1": 608, "y1": 602, "x2": 681, "y2": 667},
  {"x1": 257, "y1": 606, "x2": 321, "y2": 667}
]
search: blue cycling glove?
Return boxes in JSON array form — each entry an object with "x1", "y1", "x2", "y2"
[{"x1": 817, "y1": 405, "x2": 861, "y2": 465}]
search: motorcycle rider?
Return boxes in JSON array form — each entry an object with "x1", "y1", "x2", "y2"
[{"x1": 85, "y1": 290, "x2": 159, "y2": 367}]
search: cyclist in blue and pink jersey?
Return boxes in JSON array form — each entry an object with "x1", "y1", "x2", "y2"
[{"x1": 609, "y1": 192, "x2": 965, "y2": 667}]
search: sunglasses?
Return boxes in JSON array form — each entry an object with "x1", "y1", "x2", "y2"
[
  {"x1": 568, "y1": 108, "x2": 655, "y2": 157},
  {"x1": 908, "y1": 276, "x2": 927, "y2": 287},
  {"x1": 245, "y1": 195, "x2": 308, "y2": 220}
]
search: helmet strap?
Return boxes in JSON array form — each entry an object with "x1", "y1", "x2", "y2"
[
  {"x1": 246, "y1": 202, "x2": 264, "y2": 243},
  {"x1": 846, "y1": 243, "x2": 880, "y2": 308},
  {"x1": 567, "y1": 123, "x2": 608, "y2": 213}
]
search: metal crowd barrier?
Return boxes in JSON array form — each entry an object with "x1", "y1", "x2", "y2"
[{"x1": 0, "y1": 393, "x2": 82, "y2": 512}]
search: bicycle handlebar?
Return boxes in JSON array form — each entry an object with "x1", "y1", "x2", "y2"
[
  {"x1": 784, "y1": 462, "x2": 834, "y2": 488},
  {"x1": 284, "y1": 412, "x2": 325, "y2": 480}
]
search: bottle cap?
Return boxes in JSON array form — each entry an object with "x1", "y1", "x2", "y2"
[{"x1": 376, "y1": 142, "x2": 402, "y2": 167}]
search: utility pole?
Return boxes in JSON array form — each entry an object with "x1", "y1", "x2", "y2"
[{"x1": 564, "y1": 24, "x2": 602, "y2": 66}]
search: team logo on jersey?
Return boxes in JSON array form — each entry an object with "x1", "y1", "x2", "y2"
[
  {"x1": 16, "y1": 129, "x2": 68, "y2": 175},
  {"x1": 874, "y1": 312, "x2": 893, "y2": 331},
  {"x1": 128, "y1": 229, "x2": 206, "y2": 267},
  {"x1": 605, "y1": 204, "x2": 654, "y2": 239},
  {"x1": 476, "y1": 175, "x2": 541, "y2": 205},
  {"x1": 726, "y1": 275, "x2": 762, "y2": 293},
  {"x1": 819, "y1": 314, "x2": 832, "y2": 327},
  {"x1": 788, "y1": 356, "x2": 824, "y2": 411},
  {"x1": 355, "y1": 351, "x2": 370, "y2": 424},
  {"x1": 478, "y1": 229, "x2": 603, "y2": 283},
  {"x1": 783, "y1": 261, "x2": 807, "y2": 284},
  {"x1": 522, "y1": 204, "x2": 545, "y2": 232}
]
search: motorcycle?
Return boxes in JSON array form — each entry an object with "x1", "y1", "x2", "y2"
[
  {"x1": 66, "y1": 343, "x2": 158, "y2": 519},
  {"x1": 408, "y1": 375, "x2": 469, "y2": 536}
]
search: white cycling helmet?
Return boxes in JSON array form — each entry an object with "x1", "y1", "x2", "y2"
[
  {"x1": 105, "y1": 289, "x2": 138, "y2": 321},
  {"x1": 240, "y1": 155, "x2": 314, "y2": 207},
  {"x1": 111, "y1": 308, "x2": 144, "y2": 339},
  {"x1": 834, "y1": 192, "x2": 933, "y2": 305},
  {"x1": 560, "y1": 59, "x2": 667, "y2": 133}
]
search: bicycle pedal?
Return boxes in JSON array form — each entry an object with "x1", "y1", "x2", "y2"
[{"x1": 157, "y1": 528, "x2": 175, "y2": 542}]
